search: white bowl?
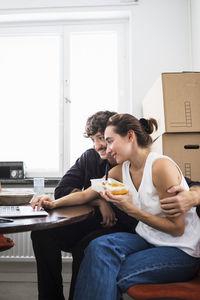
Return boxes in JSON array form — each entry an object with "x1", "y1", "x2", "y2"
[
  {"x1": 90, "y1": 178, "x2": 106, "y2": 193},
  {"x1": 91, "y1": 178, "x2": 129, "y2": 195}
]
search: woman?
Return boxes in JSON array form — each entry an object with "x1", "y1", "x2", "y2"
[{"x1": 73, "y1": 113, "x2": 200, "y2": 300}]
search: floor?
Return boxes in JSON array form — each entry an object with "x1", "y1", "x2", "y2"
[
  {"x1": 0, "y1": 282, "x2": 136, "y2": 300},
  {"x1": 0, "y1": 260, "x2": 133, "y2": 300},
  {"x1": 0, "y1": 282, "x2": 133, "y2": 300}
]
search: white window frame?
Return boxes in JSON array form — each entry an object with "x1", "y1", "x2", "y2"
[{"x1": 0, "y1": 13, "x2": 131, "y2": 177}]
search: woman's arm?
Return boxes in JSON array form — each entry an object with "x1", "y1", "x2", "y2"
[
  {"x1": 101, "y1": 158, "x2": 185, "y2": 237},
  {"x1": 31, "y1": 186, "x2": 99, "y2": 210},
  {"x1": 32, "y1": 164, "x2": 122, "y2": 211},
  {"x1": 151, "y1": 158, "x2": 185, "y2": 236}
]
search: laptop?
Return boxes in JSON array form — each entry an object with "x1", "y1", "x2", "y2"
[{"x1": 0, "y1": 205, "x2": 48, "y2": 218}]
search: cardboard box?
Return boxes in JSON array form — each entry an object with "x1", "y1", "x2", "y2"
[
  {"x1": 151, "y1": 133, "x2": 200, "y2": 181},
  {"x1": 143, "y1": 72, "x2": 200, "y2": 138}
]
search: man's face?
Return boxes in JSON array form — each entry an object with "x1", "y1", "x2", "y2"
[{"x1": 90, "y1": 132, "x2": 116, "y2": 165}]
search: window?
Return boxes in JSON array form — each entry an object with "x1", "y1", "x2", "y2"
[
  {"x1": 0, "y1": 18, "x2": 130, "y2": 177},
  {"x1": 0, "y1": 32, "x2": 62, "y2": 177}
]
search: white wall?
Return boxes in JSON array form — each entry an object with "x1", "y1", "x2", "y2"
[
  {"x1": 190, "y1": 0, "x2": 200, "y2": 71},
  {"x1": 130, "y1": 0, "x2": 192, "y2": 116},
  {"x1": 0, "y1": 0, "x2": 193, "y2": 117}
]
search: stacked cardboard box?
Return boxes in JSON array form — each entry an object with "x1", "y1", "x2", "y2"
[{"x1": 142, "y1": 72, "x2": 200, "y2": 181}]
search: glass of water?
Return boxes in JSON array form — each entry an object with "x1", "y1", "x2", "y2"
[{"x1": 33, "y1": 178, "x2": 45, "y2": 196}]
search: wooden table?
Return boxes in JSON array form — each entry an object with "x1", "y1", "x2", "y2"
[{"x1": 0, "y1": 205, "x2": 94, "y2": 234}]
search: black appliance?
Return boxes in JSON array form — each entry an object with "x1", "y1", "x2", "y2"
[{"x1": 0, "y1": 162, "x2": 25, "y2": 179}]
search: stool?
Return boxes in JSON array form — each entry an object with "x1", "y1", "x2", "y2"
[
  {"x1": 127, "y1": 267, "x2": 200, "y2": 300},
  {"x1": 127, "y1": 206, "x2": 200, "y2": 300}
]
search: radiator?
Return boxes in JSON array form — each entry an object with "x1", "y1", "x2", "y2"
[
  {"x1": 0, "y1": 231, "x2": 71, "y2": 261},
  {"x1": 0, "y1": 189, "x2": 71, "y2": 261}
]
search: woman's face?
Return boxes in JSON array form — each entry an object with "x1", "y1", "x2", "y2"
[{"x1": 105, "y1": 125, "x2": 131, "y2": 164}]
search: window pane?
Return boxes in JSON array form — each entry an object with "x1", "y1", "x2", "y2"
[
  {"x1": 70, "y1": 31, "x2": 118, "y2": 165},
  {"x1": 0, "y1": 35, "x2": 61, "y2": 176}
]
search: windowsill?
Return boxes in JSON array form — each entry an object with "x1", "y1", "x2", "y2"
[{"x1": 0, "y1": 178, "x2": 60, "y2": 188}]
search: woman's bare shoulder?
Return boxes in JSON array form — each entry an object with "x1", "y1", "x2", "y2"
[
  {"x1": 152, "y1": 157, "x2": 182, "y2": 198},
  {"x1": 153, "y1": 157, "x2": 179, "y2": 177}
]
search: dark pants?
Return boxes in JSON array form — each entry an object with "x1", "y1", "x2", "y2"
[{"x1": 31, "y1": 207, "x2": 137, "y2": 300}]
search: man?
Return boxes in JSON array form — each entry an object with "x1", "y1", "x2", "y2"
[{"x1": 31, "y1": 110, "x2": 200, "y2": 300}]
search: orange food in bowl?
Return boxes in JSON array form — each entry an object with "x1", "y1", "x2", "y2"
[
  {"x1": 111, "y1": 189, "x2": 129, "y2": 195},
  {"x1": 106, "y1": 182, "x2": 128, "y2": 195}
]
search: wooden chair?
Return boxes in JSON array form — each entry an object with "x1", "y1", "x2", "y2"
[{"x1": 127, "y1": 207, "x2": 200, "y2": 300}]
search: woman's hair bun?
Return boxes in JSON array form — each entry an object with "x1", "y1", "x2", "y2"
[{"x1": 139, "y1": 118, "x2": 158, "y2": 134}]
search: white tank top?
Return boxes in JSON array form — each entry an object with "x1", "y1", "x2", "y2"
[{"x1": 122, "y1": 152, "x2": 200, "y2": 257}]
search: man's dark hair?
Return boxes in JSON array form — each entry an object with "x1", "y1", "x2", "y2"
[{"x1": 84, "y1": 110, "x2": 117, "y2": 137}]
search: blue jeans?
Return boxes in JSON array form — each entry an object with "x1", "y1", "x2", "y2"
[{"x1": 74, "y1": 232, "x2": 200, "y2": 300}]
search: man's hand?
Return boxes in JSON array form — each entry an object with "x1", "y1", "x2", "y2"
[
  {"x1": 160, "y1": 185, "x2": 199, "y2": 217},
  {"x1": 89, "y1": 198, "x2": 117, "y2": 227},
  {"x1": 98, "y1": 200, "x2": 117, "y2": 227}
]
